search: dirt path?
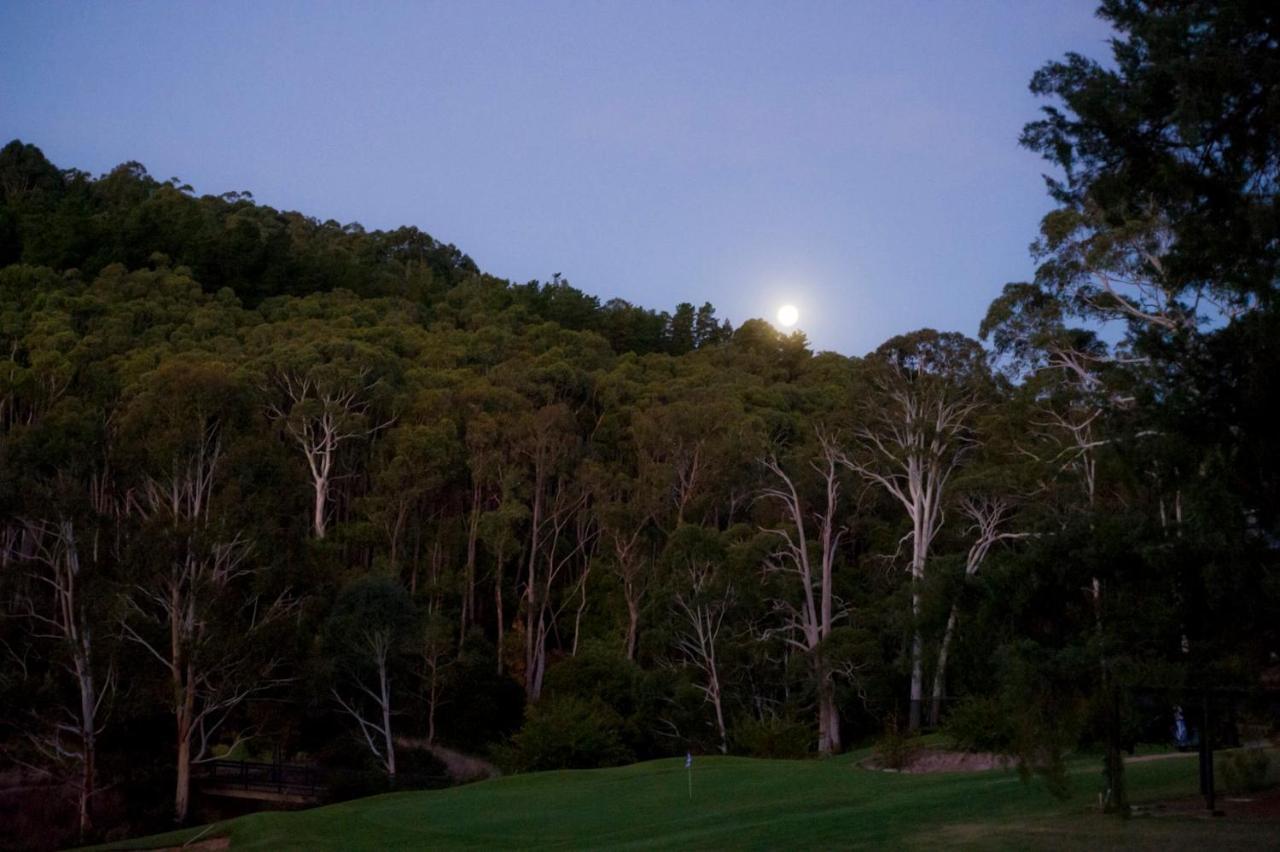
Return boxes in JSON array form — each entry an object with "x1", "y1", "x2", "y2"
[
  {"x1": 1124, "y1": 750, "x2": 1198, "y2": 764},
  {"x1": 394, "y1": 738, "x2": 500, "y2": 782},
  {"x1": 866, "y1": 747, "x2": 1200, "y2": 775}
]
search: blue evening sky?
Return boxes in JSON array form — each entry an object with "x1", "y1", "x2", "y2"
[{"x1": 1, "y1": 1, "x2": 1112, "y2": 355}]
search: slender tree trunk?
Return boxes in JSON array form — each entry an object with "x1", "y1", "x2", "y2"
[
  {"x1": 380, "y1": 657, "x2": 396, "y2": 780},
  {"x1": 461, "y1": 489, "x2": 480, "y2": 646},
  {"x1": 909, "y1": 614, "x2": 924, "y2": 732},
  {"x1": 701, "y1": 621, "x2": 732, "y2": 752},
  {"x1": 173, "y1": 583, "x2": 195, "y2": 823},
  {"x1": 930, "y1": 604, "x2": 959, "y2": 727},
  {"x1": 75, "y1": 658, "x2": 96, "y2": 839},
  {"x1": 529, "y1": 624, "x2": 547, "y2": 701},
  {"x1": 523, "y1": 483, "x2": 544, "y2": 700},
  {"x1": 908, "y1": 520, "x2": 926, "y2": 732},
  {"x1": 572, "y1": 576, "x2": 588, "y2": 656},
  {"x1": 624, "y1": 592, "x2": 640, "y2": 661},
  {"x1": 389, "y1": 499, "x2": 408, "y2": 571},
  {"x1": 174, "y1": 734, "x2": 191, "y2": 824},
  {"x1": 815, "y1": 661, "x2": 841, "y2": 754},
  {"x1": 524, "y1": 605, "x2": 538, "y2": 700},
  {"x1": 312, "y1": 474, "x2": 328, "y2": 539},
  {"x1": 494, "y1": 542, "x2": 505, "y2": 676},
  {"x1": 426, "y1": 658, "x2": 439, "y2": 745}
]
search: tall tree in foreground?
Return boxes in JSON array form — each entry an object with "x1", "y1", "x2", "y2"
[
  {"x1": 325, "y1": 577, "x2": 417, "y2": 780},
  {"x1": 928, "y1": 496, "x2": 1022, "y2": 726},
  {"x1": 843, "y1": 331, "x2": 983, "y2": 731},
  {"x1": 4, "y1": 518, "x2": 114, "y2": 840},
  {"x1": 1022, "y1": 0, "x2": 1280, "y2": 312},
  {"x1": 759, "y1": 429, "x2": 847, "y2": 754},
  {"x1": 118, "y1": 360, "x2": 295, "y2": 822},
  {"x1": 667, "y1": 525, "x2": 736, "y2": 753}
]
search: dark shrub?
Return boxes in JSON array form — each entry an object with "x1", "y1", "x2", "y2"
[
  {"x1": 498, "y1": 695, "x2": 633, "y2": 772},
  {"x1": 730, "y1": 714, "x2": 812, "y2": 759},
  {"x1": 944, "y1": 695, "x2": 1016, "y2": 752}
]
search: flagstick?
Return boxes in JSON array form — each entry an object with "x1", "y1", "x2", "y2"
[{"x1": 687, "y1": 764, "x2": 692, "y2": 801}]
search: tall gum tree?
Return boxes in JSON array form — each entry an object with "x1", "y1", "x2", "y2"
[
  {"x1": 5, "y1": 518, "x2": 114, "y2": 841},
  {"x1": 117, "y1": 360, "x2": 295, "y2": 823},
  {"x1": 842, "y1": 331, "x2": 985, "y2": 732},
  {"x1": 759, "y1": 428, "x2": 847, "y2": 754},
  {"x1": 668, "y1": 525, "x2": 736, "y2": 753},
  {"x1": 250, "y1": 302, "x2": 398, "y2": 540}
]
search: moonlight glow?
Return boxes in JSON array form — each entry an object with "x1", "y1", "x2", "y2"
[{"x1": 777, "y1": 304, "x2": 799, "y2": 327}]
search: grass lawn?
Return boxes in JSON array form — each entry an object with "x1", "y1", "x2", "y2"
[{"x1": 103, "y1": 750, "x2": 1277, "y2": 850}]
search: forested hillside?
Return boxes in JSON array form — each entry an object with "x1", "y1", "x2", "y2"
[{"x1": 2, "y1": 3, "x2": 1278, "y2": 846}]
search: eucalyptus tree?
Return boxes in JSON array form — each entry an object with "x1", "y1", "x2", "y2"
[
  {"x1": 324, "y1": 576, "x2": 418, "y2": 779},
  {"x1": 455, "y1": 379, "x2": 527, "y2": 647},
  {"x1": 665, "y1": 524, "x2": 736, "y2": 753},
  {"x1": 586, "y1": 458, "x2": 662, "y2": 661},
  {"x1": 252, "y1": 297, "x2": 400, "y2": 539},
  {"x1": 513, "y1": 402, "x2": 594, "y2": 700},
  {"x1": 633, "y1": 393, "x2": 752, "y2": 528},
  {"x1": 0, "y1": 264, "x2": 262, "y2": 831},
  {"x1": 362, "y1": 394, "x2": 459, "y2": 578},
  {"x1": 4, "y1": 517, "x2": 118, "y2": 841},
  {"x1": 117, "y1": 358, "x2": 297, "y2": 822},
  {"x1": 842, "y1": 330, "x2": 986, "y2": 731},
  {"x1": 759, "y1": 428, "x2": 848, "y2": 754},
  {"x1": 928, "y1": 496, "x2": 1024, "y2": 726}
]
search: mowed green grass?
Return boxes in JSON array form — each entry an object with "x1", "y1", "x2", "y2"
[{"x1": 108, "y1": 751, "x2": 1277, "y2": 850}]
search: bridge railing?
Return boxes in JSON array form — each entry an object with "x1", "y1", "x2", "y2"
[{"x1": 194, "y1": 760, "x2": 325, "y2": 796}]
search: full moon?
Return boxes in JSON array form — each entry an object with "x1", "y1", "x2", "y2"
[{"x1": 777, "y1": 304, "x2": 799, "y2": 327}]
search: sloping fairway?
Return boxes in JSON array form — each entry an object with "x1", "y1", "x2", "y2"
[{"x1": 109, "y1": 752, "x2": 1276, "y2": 850}]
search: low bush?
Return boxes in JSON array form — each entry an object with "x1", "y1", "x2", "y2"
[
  {"x1": 943, "y1": 696, "x2": 1016, "y2": 752},
  {"x1": 496, "y1": 695, "x2": 633, "y2": 772},
  {"x1": 1217, "y1": 747, "x2": 1274, "y2": 794},
  {"x1": 872, "y1": 722, "x2": 923, "y2": 770},
  {"x1": 730, "y1": 714, "x2": 812, "y2": 759}
]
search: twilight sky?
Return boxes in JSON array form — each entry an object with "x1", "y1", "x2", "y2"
[{"x1": 0, "y1": 1, "x2": 1113, "y2": 355}]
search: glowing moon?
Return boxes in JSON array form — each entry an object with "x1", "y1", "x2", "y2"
[{"x1": 777, "y1": 304, "x2": 799, "y2": 327}]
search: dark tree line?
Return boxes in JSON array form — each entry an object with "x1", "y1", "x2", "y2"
[{"x1": 1, "y1": 1, "x2": 1278, "y2": 845}]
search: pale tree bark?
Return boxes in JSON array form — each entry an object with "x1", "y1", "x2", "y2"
[
  {"x1": 1022, "y1": 365, "x2": 1110, "y2": 623},
  {"x1": 759, "y1": 429, "x2": 846, "y2": 754},
  {"x1": 842, "y1": 368, "x2": 977, "y2": 731},
  {"x1": 673, "y1": 442, "x2": 704, "y2": 527},
  {"x1": 5, "y1": 520, "x2": 113, "y2": 842},
  {"x1": 515, "y1": 404, "x2": 595, "y2": 700},
  {"x1": 333, "y1": 628, "x2": 398, "y2": 777},
  {"x1": 460, "y1": 481, "x2": 483, "y2": 646},
  {"x1": 493, "y1": 537, "x2": 507, "y2": 676},
  {"x1": 422, "y1": 639, "x2": 444, "y2": 746},
  {"x1": 605, "y1": 519, "x2": 652, "y2": 661},
  {"x1": 522, "y1": 483, "x2": 595, "y2": 701},
  {"x1": 120, "y1": 420, "x2": 295, "y2": 823},
  {"x1": 928, "y1": 497, "x2": 1026, "y2": 726},
  {"x1": 1058, "y1": 203, "x2": 1243, "y2": 334},
  {"x1": 265, "y1": 370, "x2": 389, "y2": 539},
  {"x1": 673, "y1": 561, "x2": 734, "y2": 753}
]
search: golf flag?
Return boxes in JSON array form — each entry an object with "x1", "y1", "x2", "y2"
[{"x1": 685, "y1": 752, "x2": 693, "y2": 800}]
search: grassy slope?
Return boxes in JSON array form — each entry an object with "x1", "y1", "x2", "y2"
[{"x1": 108, "y1": 751, "x2": 1275, "y2": 851}]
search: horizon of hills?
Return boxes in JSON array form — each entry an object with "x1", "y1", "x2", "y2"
[{"x1": 2, "y1": 138, "x2": 878, "y2": 359}]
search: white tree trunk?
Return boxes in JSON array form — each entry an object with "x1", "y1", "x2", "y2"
[
  {"x1": 760, "y1": 432, "x2": 847, "y2": 753},
  {"x1": 843, "y1": 369, "x2": 977, "y2": 732}
]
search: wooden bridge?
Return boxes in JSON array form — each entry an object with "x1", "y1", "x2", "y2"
[{"x1": 193, "y1": 760, "x2": 326, "y2": 805}]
